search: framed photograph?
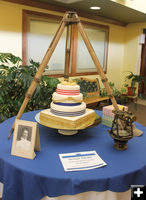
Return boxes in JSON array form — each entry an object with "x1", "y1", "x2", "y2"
[{"x1": 11, "y1": 119, "x2": 40, "y2": 159}]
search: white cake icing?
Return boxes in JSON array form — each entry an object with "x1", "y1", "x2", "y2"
[
  {"x1": 50, "y1": 81, "x2": 86, "y2": 117},
  {"x1": 51, "y1": 102, "x2": 86, "y2": 112},
  {"x1": 51, "y1": 102, "x2": 86, "y2": 117},
  {"x1": 52, "y1": 92, "x2": 83, "y2": 103}
]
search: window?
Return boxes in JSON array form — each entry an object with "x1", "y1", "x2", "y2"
[
  {"x1": 76, "y1": 23, "x2": 108, "y2": 74},
  {"x1": 23, "y1": 10, "x2": 109, "y2": 77}
]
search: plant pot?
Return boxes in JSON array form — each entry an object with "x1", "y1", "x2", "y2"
[
  {"x1": 116, "y1": 94, "x2": 128, "y2": 104},
  {"x1": 127, "y1": 87, "x2": 136, "y2": 96}
]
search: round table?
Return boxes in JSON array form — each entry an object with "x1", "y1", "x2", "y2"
[{"x1": 0, "y1": 110, "x2": 146, "y2": 200}]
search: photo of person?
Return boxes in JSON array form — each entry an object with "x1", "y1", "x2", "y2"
[
  {"x1": 11, "y1": 119, "x2": 40, "y2": 159},
  {"x1": 16, "y1": 125, "x2": 32, "y2": 151}
]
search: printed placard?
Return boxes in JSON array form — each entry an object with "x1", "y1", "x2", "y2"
[{"x1": 59, "y1": 150, "x2": 106, "y2": 172}]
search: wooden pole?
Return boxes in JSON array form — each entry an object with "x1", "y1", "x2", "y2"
[
  {"x1": 77, "y1": 21, "x2": 119, "y2": 111},
  {"x1": 8, "y1": 17, "x2": 67, "y2": 139},
  {"x1": 64, "y1": 24, "x2": 72, "y2": 81}
]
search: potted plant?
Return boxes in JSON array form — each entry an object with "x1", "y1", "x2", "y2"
[
  {"x1": 124, "y1": 71, "x2": 146, "y2": 96},
  {"x1": 100, "y1": 82, "x2": 129, "y2": 105},
  {"x1": 0, "y1": 53, "x2": 60, "y2": 123}
]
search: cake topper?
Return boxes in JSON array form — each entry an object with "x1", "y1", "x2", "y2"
[{"x1": 61, "y1": 81, "x2": 77, "y2": 85}]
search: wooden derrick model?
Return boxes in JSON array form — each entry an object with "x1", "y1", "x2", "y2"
[{"x1": 8, "y1": 11, "x2": 136, "y2": 138}]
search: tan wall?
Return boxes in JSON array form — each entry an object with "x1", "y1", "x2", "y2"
[
  {"x1": 0, "y1": 0, "x2": 145, "y2": 90},
  {"x1": 123, "y1": 23, "x2": 146, "y2": 86},
  {"x1": 111, "y1": 0, "x2": 146, "y2": 14},
  {"x1": 0, "y1": 1, "x2": 22, "y2": 57}
]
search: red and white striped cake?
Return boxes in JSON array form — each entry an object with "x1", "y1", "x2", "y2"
[
  {"x1": 52, "y1": 82, "x2": 83, "y2": 103},
  {"x1": 56, "y1": 83, "x2": 80, "y2": 95},
  {"x1": 51, "y1": 81, "x2": 86, "y2": 117}
]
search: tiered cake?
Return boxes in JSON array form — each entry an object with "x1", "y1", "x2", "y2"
[
  {"x1": 40, "y1": 81, "x2": 97, "y2": 134},
  {"x1": 51, "y1": 82, "x2": 86, "y2": 117}
]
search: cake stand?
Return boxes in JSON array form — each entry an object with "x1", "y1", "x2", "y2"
[{"x1": 35, "y1": 111, "x2": 101, "y2": 136}]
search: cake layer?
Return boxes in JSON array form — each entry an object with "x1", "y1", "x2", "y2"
[
  {"x1": 54, "y1": 102, "x2": 81, "y2": 106},
  {"x1": 57, "y1": 83, "x2": 80, "y2": 91},
  {"x1": 52, "y1": 92, "x2": 83, "y2": 103},
  {"x1": 51, "y1": 102, "x2": 86, "y2": 112},
  {"x1": 56, "y1": 89, "x2": 80, "y2": 95},
  {"x1": 56, "y1": 83, "x2": 80, "y2": 95},
  {"x1": 51, "y1": 109, "x2": 86, "y2": 117},
  {"x1": 40, "y1": 109, "x2": 97, "y2": 130},
  {"x1": 50, "y1": 102, "x2": 86, "y2": 117}
]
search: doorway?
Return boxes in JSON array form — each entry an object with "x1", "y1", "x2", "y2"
[{"x1": 140, "y1": 31, "x2": 146, "y2": 95}]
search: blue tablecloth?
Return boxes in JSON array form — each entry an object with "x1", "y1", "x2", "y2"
[{"x1": 0, "y1": 110, "x2": 146, "y2": 200}]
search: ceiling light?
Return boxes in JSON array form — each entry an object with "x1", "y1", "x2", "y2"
[{"x1": 90, "y1": 6, "x2": 101, "y2": 10}]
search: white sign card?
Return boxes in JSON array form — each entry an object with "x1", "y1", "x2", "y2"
[
  {"x1": 11, "y1": 119, "x2": 41, "y2": 160},
  {"x1": 59, "y1": 151, "x2": 106, "y2": 172}
]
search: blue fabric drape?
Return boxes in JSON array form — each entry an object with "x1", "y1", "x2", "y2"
[{"x1": 0, "y1": 110, "x2": 146, "y2": 200}]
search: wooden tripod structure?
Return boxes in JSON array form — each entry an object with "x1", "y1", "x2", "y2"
[{"x1": 8, "y1": 11, "x2": 120, "y2": 138}]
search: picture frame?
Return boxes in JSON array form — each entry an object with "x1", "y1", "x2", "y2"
[{"x1": 11, "y1": 119, "x2": 40, "y2": 159}]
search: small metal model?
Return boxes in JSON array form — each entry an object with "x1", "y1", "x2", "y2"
[{"x1": 108, "y1": 109, "x2": 136, "y2": 150}]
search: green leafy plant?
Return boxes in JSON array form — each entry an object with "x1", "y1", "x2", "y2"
[
  {"x1": 100, "y1": 82, "x2": 128, "y2": 104},
  {"x1": 100, "y1": 82, "x2": 120, "y2": 97},
  {"x1": 124, "y1": 71, "x2": 146, "y2": 96},
  {"x1": 0, "y1": 53, "x2": 60, "y2": 123},
  {"x1": 0, "y1": 53, "x2": 22, "y2": 66},
  {"x1": 125, "y1": 71, "x2": 146, "y2": 88}
]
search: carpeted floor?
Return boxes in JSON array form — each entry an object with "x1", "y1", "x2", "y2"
[
  {"x1": 125, "y1": 102, "x2": 146, "y2": 126},
  {"x1": 136, "y1": 94, "x2": 146, "y2": 106}
]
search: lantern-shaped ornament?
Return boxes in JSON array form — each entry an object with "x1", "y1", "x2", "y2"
[{"x1": 108, "y1": 109, "x2": 136, "y2": 150}]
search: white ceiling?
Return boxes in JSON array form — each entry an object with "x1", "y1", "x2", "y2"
[{"x1": 36, "y1": 0, "x2": 146, "y2": 24}]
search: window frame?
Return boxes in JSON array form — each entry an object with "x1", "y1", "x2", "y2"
[{"x1": 22, "y1": 10, "x2": 109, "y2": 77}]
